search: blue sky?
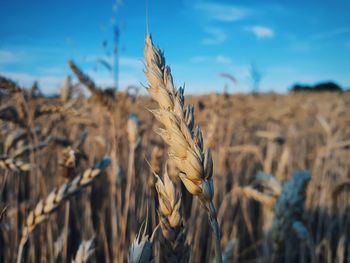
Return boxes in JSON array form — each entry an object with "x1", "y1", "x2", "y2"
[{"x1": 1, "y1": 0, "x2": 350, "y2": 94}]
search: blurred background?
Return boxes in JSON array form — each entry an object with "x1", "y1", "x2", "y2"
[{"x1": 1, "y1": 0, "x2": 350, "y2": 94}]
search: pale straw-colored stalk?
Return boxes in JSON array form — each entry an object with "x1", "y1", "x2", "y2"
[
  {"x1": 60, "y1": 76, "x2": 73, "y2": 103},
  {"x1": 120, "y1": 113, "x2": 141, "y2": 261}
]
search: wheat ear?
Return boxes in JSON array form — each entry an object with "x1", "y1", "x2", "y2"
[
  {"x1": 16, "y1": 157, "x2": 111, "y2": 263},
  {"x1": 0, "y1": 105, "x2": 25, "y2": 127},
  {"x1": 68, "y1": 60, "x2": 116, "y2": 111},
  {"x1": 270, "y1": 171, "x2": 314, "y2": 263},
  {"x1": 128, "y1": 219, "x2": 158, "y2": 263},
  {"x1": 240, "y1": 171, "x2": 282, "y2": 208},
  {"x1": 0, "y1": 156, "x2": 31, "y2": 172},
  {"x1": 144, "y1": 34, "x2": 222, "y2": 263},
  {"x1": 154, "y1": 166, "x2": 189, "y2": 262},
  {"x1": 0, "y1": 75, "x2": 23, "y2": 93}
]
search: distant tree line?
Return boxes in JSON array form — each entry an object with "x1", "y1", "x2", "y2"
[{"x1": 290, "y1": 81, "x2": 348, "y2": 92}]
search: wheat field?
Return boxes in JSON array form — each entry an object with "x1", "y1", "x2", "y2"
[{"x1": 0, "y1": 35, "x2": 349, "y2": 263}]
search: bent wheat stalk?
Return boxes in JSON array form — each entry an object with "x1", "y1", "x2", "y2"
[
  {"x1": 16, "y1": 157, "x2": 111, "y2": 263},
  {"x1": 144, "y1": 34, "x2": 222, "y2": 263}
]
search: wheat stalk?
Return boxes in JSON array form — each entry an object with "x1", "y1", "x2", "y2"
[
  {"x1": 60, "y1": 76, "x2": 73, "y2": 103},
  {"x1": 144, "y1": 34, "x2": 222, "y2": 263},
  {"x1": 53, "y1": 230, "x2": 65, "y2": 259},
  {"x1": 211, "y1": 239, "x2": 236, "y2": 263},
  {"x1": 127, "y1": 113, "x2": 141, "y2": 146},
  {"x1": 72, "y1": 237, "x2": 96, "y2": 263},
  {"x1": 121, "y1": 113, "x2": 141, "y2": 255},
  {"x1": 255, "y1": 130, "x2": 285, "y2": 144},
  {"x1": 0, "y1": 206, "x2": 7, "y2": 222},
  {"x1": 205, "y1": 112, "x2": 218, "y2": 149},
  {"x1": 16, "y1": 157, "x2": 111, "y2": 263}
]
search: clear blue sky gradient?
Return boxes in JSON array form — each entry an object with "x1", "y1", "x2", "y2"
[{"x1": 1, "y1": 0, "x2": 350, "y2": 94}]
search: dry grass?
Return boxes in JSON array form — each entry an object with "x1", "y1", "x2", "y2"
[{"x1": 0, "y1": 33, "x2": 349, "y2": 263}]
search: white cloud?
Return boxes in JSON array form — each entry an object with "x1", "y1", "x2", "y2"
[
  {"x1": 215, "y1": 55, "x2": 232, "y2": 64},
  {"x1": 201, "y1": 27, "x2": 226, "y2": 45},
  {"x1": 195, "y1": 2, "x2": 250, "y2": 22},
  {"x1": 245, "y1": 26, "x2": 274, "y2": 38}
]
